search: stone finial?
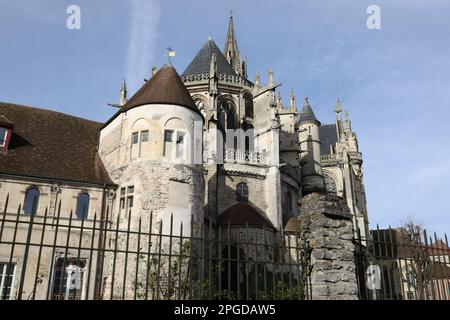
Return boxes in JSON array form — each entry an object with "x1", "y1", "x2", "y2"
[
  {"x1": 290, "y1": 91, "x2": 297, "y2": 112},
  {"x1": 277, "y1": 91, "x2": 283, "y2": 109},
  {"x1": 120, "y1": 79, "x2": 127, "y2": 106},
  {"x1": 268, "y1": 67, "x2": 274, "y2": 86},
  {"x1": 255, "y1": 71, "x2": 260, "y2": 86},
  {"x1": 152, "y1": 66, "x2": 158, "y2": 77},
  {"x1": 335, "y1": 98, "x2": 342, "y2": 114}
]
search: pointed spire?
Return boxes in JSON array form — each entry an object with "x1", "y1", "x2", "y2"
[
  {"x1": 255, "y1": 71, "x2": 260, "y2": 86},
  {"x1": 224, "y1": 13, "x2": 242, "y2": 75},
  {"x1": 298, "y1": 97, "x2": 320, "y2": 124},
  {"x1": 268, "y1": 68, "x2": 274, "y2": 86},
  {"x1": 344, "y1": 110, "x2": 352, "y2": 132},
  {"x1": 335, "y1": 98, "x2": 342, "y2": 115},
  {"x1": 120, "y1": 79, "x2": 127, "y2": 106},
  {"x1": 277, "y1": 91, "x2": 283, "y2": 109},
  {"x1": 290, "y1": 91, "x2": 297, "y2": 112}
]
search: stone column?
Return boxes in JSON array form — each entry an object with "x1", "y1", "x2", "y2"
[{"x1": 299, "y1": 192, "x2": 359, "y2": 300}]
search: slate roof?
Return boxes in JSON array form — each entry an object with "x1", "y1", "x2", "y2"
[
  {"x1": 182, "y1": 38, "x2": 237, "y2": 77},
  {"x1": 319, "y1": 124, "x2": 338, "y2": 155},
  {"x1": 218, "y1": 203, "x2": 275, "y2": 229},
  {"x1": 298, "y1": 100, "x2": 320, "y2": 124},
  {"x1": 123, "y1": 65, "x2": 200, "y2": 115},
  {"x1": 0, "y1": 102, "x2": 113, "y2": 185}
]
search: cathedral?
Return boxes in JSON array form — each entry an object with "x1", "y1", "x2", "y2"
[{"x1": 0, "y1": 16, "x2": 370, "y2": 299}]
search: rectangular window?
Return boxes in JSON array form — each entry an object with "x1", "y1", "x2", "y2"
[
  {"x1": 141, "y1": 131, "x2": 149, "y2": 143},
  {"x1": 164, "y1": 130, "x2": 174, "y2": 157},
  {"x1": 176, "y1": 132, "x2": 185, "y2": 159},
  {"x1": 127, "y1": 186, "x2": 134, "y2": 194},
  {"x1": 127, "y1": 196, "x2": 134, "y2": 209},
  {"x1": 0, "y1": 128, "x2": 7, "y2": 147},
  {"x1": 164, "y1": 130, "x2": 173, "y2": 143},
  {"x1": 51, "y1": 259, "x2": 86, "y2": 300},
  {"x1": 0, "y1": 263, "x2": 15, "y2": 300},
  {"x1": 132, "y1": 132, "x2": 139, "y2": 144}
]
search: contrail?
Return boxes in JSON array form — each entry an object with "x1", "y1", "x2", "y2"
[{"x1": 126, "y1": 0, "x2": 161, "y2": 93}]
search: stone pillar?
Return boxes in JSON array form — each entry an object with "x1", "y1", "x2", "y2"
[{"x1": 299, "y1": 193, "x2": 359, "y2": 300}]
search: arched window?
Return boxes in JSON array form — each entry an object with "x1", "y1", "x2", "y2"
[
  {"x1": 244, "y1": 94, "x2": 254, "y2": 119},
  {"x1": 236, "y1": 183, "x2": 249, "y2": 203},
  {"x1": 24, "y1": 187, "x2": 40, "y2": 215},
  {"x1": 76, "y1": 193, "x2": 90, "y2": 220}
]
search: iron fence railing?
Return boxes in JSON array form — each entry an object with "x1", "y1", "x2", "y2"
[
  {"x1": 0, "y1": 195, "x2": 311, "y2": 301},
  {"x1": 355, "y1": 226, "x2": 450, "y2": 300}
]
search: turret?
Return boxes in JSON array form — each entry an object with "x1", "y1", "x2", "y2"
[{"x1": 298, "y1": 97, "x2": 325, "y2": 195}]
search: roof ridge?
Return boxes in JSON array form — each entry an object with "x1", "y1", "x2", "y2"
[{"x1": 0, "y1": 102, "x2": 104, "y2": 126}]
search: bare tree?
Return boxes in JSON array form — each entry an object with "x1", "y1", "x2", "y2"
[{"x1": 397, "y1": 218, "x2": 431, "y2": 300}]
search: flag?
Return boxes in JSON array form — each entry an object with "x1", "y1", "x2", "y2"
[{"x1": 167, "y1": 47, "x2": 176, "y2": 57}]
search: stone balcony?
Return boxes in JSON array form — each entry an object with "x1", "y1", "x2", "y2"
[{"x1": 224, "y1": 148, "x2": 268, "y2": 166}]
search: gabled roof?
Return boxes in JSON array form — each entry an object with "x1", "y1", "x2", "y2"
[
  {"x1": 218, "y1": 203, "x2": 275, "y2": 229},
  {"x1": 182, "y1": 38, "x2": 237, "y2": 77},
  {"x1": 298, "y1": 98, "x2": 320, "y2": 124},
  {"x1": 0, "y1": 103, "x2": 113, "y2": 185},
  {"x1": 123, "y1": 65, "x2": 200, "y2": 115}
]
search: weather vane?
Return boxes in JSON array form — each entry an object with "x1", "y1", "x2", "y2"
[{"x1": 167, "y1": 47, "x2": 176, "y2": 65}]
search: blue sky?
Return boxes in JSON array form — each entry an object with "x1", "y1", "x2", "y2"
[{"x1": 1, "y1": 0, "x2": 449, "y2": 235}]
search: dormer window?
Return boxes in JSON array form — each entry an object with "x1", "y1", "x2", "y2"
[
  {"x1": 0, "y1": 127, "x2": 7, "y2": 147},
  {"x1": 0, "y1": 115, "x2": 13, "y2": 152}
]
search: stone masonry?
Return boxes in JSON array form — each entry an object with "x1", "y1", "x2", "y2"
[{"x1": 299, "y1": 192, "x2": 359, "y2": 300}]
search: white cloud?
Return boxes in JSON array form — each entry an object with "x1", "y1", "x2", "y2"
[{"x1": 126, "y1": 0, "x2": 161, "y2": 92}]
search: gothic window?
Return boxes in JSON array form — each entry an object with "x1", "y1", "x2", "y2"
[
  {"x1": 24, "y1": 187, "x2": 40, "y2": 215},
  {"x1": 218, "y1": 100, "x2": 236, "y2": 131},
  {"x1": 244, "y1": 94, "x2": 254, "y2": 119},
  {"x1": 236, "y1": 183, "x2": 249, "y2": 203},
  {"x1": 75, "y1": 193, "x2": 90, "y2": 220},
  {"x1": 324, "y1": 174, "x2": 337, "y2": 195},
  {"x1": 51, "y1": 258, "x2": 86, "y2": 300}
]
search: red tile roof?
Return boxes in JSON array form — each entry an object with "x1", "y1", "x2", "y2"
[
  {"x1": 0, "y1": 102, "x2": 113, "y2": 185},
  {"x1": 123, "y1": 65, "x2": 200, "y2": 115}
]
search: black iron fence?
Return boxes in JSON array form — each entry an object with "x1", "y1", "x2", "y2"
[
  {"x1": 0, "y1": 195, "x2": 311, "y2": 300},
  {"x1": 355, "y1": 226, "x2": 450, "y2": 300}
]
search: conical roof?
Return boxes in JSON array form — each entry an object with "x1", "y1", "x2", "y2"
[
  {"x1": 298, "y1": 98, "x2": 320, "y2": 124},
  {"x1": 123, "y1": 65, "x2": 201, "y2": 116},
  {"x1": 182, "y1": 38, "x2": 237, "y2": 77}
]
